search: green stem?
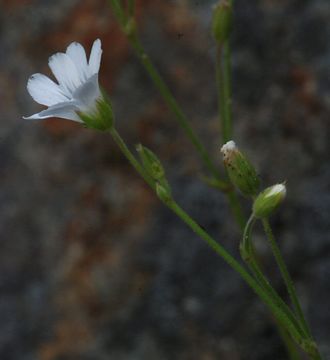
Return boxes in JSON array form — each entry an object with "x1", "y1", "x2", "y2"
[
  {"x1": 129, "y1": 36, "x2": 222, "y2": 181},
  {"x1": 223, "y1": 40, "x2": 233, "y2": 140},
  {"x1": 241, "y1": 216, "x2": 307, "y2": 336},
  {"x1": 109, "y1": 128, "x2": 155, "y2": 188},
  {"x1": 241, "y1": 215, "x2": 307, "y2": 359},
  {"x1": 108, "y1": 128, "x2": 306, "y2": 350},
  {"x1": 262, "y1": 218, "x2": 312, "y2": 337},
  {"x1": 262, "y1": 219, "x2": 323, "y2": 359},
  {"x1": 277, "y1": 325, "x2": 302, "y2": 360},
  {"x1": 216, "y1": 42, "x2": 233, "y2": 144},
  {"x1": 108, "y1": 0, "x2": 247, "y2": 234},
  {"x1": 227, "y1": 190, "x2": 245, "y2": 231},
  {"x1": 216, "y1": 45, "x2": 227, "y2": 143},
  {"x1": 127, "y1": 0, "x2": 135, "y2": 16},
  {"x1": 108, "y1": 0, "x2": 126, "y2": 26},
  {"x1": 167, "y1": 201, "x2": 304, "y2": 349}
]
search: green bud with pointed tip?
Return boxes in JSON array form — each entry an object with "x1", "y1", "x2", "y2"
[
  {"x1": 136, "y1": 145, "x2": 171, "y2": 195},
  {"x1": 212, "y1": 0, "x2": 233, "y2": 45},
  {"x1": 253, "y1": 183, "x2": 286, "y2": 218},
  {"x1": 124, "y1": 17, "x2": 137, "y2": 39},
  {"x1": 156, "y1": 182, "x2": 173, "y2": 204},
  {"x1": 136, "y1": 145, "x2": 165, "y2": 181},
  {"x1": 221, "y1": 140, "x2": 260, "y2": 197},
  {"x1": 78, "y1": 96, "x2": 114, "y2": 131}
]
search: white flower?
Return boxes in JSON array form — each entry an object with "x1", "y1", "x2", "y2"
[{"x1": 24, "y1": 39, "x2": 103, "y2": 123}]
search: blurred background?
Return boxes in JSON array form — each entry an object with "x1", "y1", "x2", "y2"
[{"x1": 1, "y1": 0, "x2": 330, "y2": 359}]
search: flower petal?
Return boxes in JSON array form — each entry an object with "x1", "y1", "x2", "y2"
[
  {"x1": 73, "y1": 73, "x2": 101, "y2": 112},
  {"x1": 27, "y1": 73, "x2": 69, "y2": 106},
  {"x1": 66, "y1": 41, "x2": 90, "y2": 82},
  {"x1": 23, "y1": 101, "x2": 82, "y2": 122},
  {"x1": 88, "y1": 39, "x2": 102, "y2": 75},
  {"x1": 48, "y1": 53, "x2": 82, "y2": 96}
]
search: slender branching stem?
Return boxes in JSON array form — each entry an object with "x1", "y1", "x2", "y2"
[
  {"x1": 107, "y1": 128, "x2": 306, "y2": 350},
  {"x1": 223, "y1": 40, "x2": 233, "y2": 140},
  {"x1": 241, "y1": 215, "x2": 307, "y2": 359},
  {"x1": 109, "y1": 0, "x2": 126, "y2": 26},
  {"x1": 107, "y1": 2, "x2": 322, "y2": 358},
  {"x1": 227, "y1": 190, "x2": 245, "y2": 231},
  {"x1": 108, "y1": 0, "x2": 246, "y2": 230},
  {"x1": 127, "y1": 0, "x2": 135, "y2": 16},
  {"x1": 216, "y1": 42, "x2": 232, "y2": 144},
  {"x1": 129, "y1": 36, "x2": 223, "y2": 181},
  {"x1": 262, "y1": 218, "x2": 322, "y2": 359},
  {"x1": 216, "y1": 45, "x2": 227, "y2": 143},
  {"x1": 110, "y1": 128, "x2": 155, "y2": 188},
  {"x1": 262, "y1": 218, "x2": 311, "y2": 336},
  {"x1": 277, "y1": 325, "x2": 302, "y2": 360}
]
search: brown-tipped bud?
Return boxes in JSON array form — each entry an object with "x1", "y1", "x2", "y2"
[
  {"x1": 221, "y1": 140, "x2": 260, "y2": 197},
  {"x1": 253, "y1": 183, "x2": 286, "y2": 218},
  {"x1": 212, "y1": 0, "x2": 233, "y2": 45}
]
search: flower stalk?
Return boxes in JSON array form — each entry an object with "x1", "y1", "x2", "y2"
[
  {"x1": 107, "y1": 127, "x2": 307, "y2": 351},
  {"x1": 262, "y1": 218, "x2": 313, "y2": 339},
  {"x1": 108, "y1": 0, "x2": 246, "y2": 229},
  {"x1": 22, "y1": 1, "x2": 324, "y2": 357},
  {"x1": 212, "y1": 0, "x2": 233, "y2": 143}
]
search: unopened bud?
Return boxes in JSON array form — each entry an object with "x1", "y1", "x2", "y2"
[
  {"x1": 124, "y1": 18, "x2": 137, "y2": 39},
  {"x1": 156, "y1": 183, "x2": 172, "y2": 204},
  {"x1": 253, "y1": 183, "x2": 286, "y2": 218},
  {"x1": 212, "y1": 0, "x2": 233, "y2": 45},
  {"x1": 221, "y1": 140, "x2": 260, "y2": 197},
  {"x1": 136, "y1": 145, "x2": 165, "y2": 181}
]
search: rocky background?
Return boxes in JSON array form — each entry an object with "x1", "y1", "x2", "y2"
[{"x1": 0, "y1": 0, "x2": 330, "y2": 359}]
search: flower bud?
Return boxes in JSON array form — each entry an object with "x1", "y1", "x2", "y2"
[
  {"x1": 212, "y1": 0, "x2": 233, "y2": 45},
  {"x1": 253, "y1": 183, "x2": 286, "y2": 218},
  {"x1": 124, "y1": 18, "x2": 137, "y2": 39},
  {"x1": 79, "y1": 96, "x2": 114, "y2": 131},
  {"x1": 221, "y1": 140, "x2": 260, "y2": 197},
  {"x1": 136, "y1": 145, "x2": 165, "y2": 181},
  {"x1": 156, "y1": 183, "x2": 172, "y2": 204}
]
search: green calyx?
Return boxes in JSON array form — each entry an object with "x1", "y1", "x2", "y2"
[
  {"x1": 78, "y1": 97, "x2": 114, "y2": 131},
  {"x1": 156, "y1": 182, "x2": 173, "y2": 204},
  {"x1": 136, "y1": 144, "x2": 172, "y2": 198},
  {"x1": 136, "y1": 145, "x2": 165, "y2": 180},
  {"x1": 212, "y1": 0, "x2": 233, "y2": 45}
]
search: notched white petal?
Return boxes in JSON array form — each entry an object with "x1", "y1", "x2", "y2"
[
  {"x1": 25, "y1": 39, "x2": 103, "y2": 123},
  {"x1": 66, "y1": 41, "x2": 89, "y2": 82},
  {"x1": 48, "y1": 53, "x2": 82, "y2": 95},
  {"x1": 88, "y1": 39, "x2": 102, "y2": 75},
  {"x1": 27, "y1": 73, "x2": 68, "y2": 106}
]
